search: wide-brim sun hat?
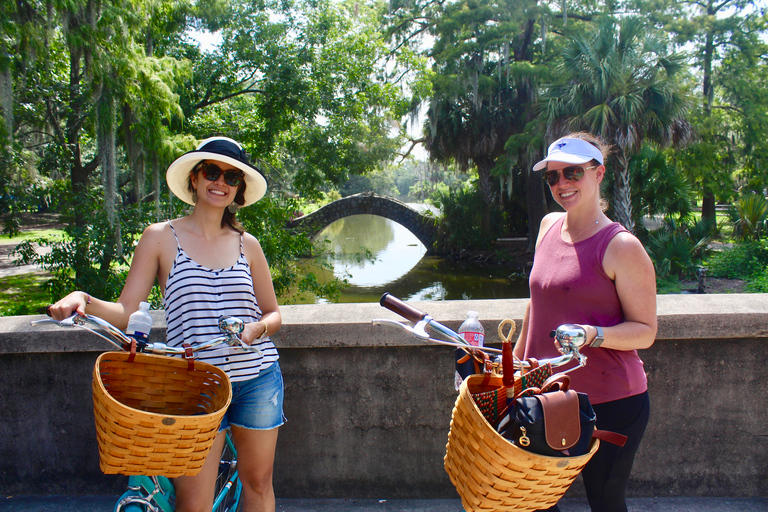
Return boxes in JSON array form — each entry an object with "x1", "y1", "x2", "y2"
[
  {"x1": 166, "y1": 137, "x2": 267, "y2": 207},
  {"x1": 532, "y1": 137, "x2": 604, "y2": 171}
]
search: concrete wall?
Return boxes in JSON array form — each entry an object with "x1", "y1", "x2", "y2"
[{"x1": 1, "y1": 294, "x2": 767, "y2": 498}]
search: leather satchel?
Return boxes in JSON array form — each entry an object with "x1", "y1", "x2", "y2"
[{"x1": 497, "y1": 374, "x2": 610, "y2": 457}]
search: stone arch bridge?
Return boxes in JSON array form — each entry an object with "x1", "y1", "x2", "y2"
[{"x1": 287, "y1": 192, "x2": 438, "y2": 251}]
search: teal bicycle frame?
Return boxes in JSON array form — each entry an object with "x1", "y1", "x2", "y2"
[{"x1": 114, "y1": 431, "x2": 242, "y2": 512}]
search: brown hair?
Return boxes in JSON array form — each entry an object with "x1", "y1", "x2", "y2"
[
  {"x1": 187, "y1": 161, "x2": 245, "y2": 233},
  {"x1": 564, "y1": 132, "x2": 611, "y2": 211}
]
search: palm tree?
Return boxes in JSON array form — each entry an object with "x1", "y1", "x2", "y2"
[{"x1": 540, "y1": 16, "x2": 691, "y2": 233}]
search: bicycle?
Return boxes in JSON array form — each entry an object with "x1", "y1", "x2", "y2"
[
  {"x1": 374, "y1": 293, "x2": 600, "y2": 512},
  {"x1": 32, "y1": 313, "x2": 259, "y2": 512}
]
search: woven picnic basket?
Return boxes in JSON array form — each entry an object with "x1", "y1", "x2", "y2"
[
  {"x1": 444, "y1": 373, "x2": 599, "y2": 512},
  {"x1": 92, "y1": 350, "x2": 232, "y2": 477}
]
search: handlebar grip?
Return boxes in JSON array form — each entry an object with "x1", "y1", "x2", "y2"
[{"x1": 379, "y1": 293, "x2": 428, "y2": 323}]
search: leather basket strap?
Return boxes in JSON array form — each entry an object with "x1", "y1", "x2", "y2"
[{"x1": 594, "y1": 429, "x2": 629, "y2": 447}]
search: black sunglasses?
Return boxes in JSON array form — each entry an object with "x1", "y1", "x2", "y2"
[
  {"x1": 542, "y1": 165, "x2": 597, "y2": 186},
  {"x1": 196, "y1": 162, "x2": 244, "y2": 187}
]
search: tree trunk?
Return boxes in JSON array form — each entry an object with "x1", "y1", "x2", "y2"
[
  {"x1": 476, "y1": 160, "x2": 497, "y2": 237},
  {"x1": 153, "y1": 153, "x2": 161, "y2": 217},
  {"x1": 701, "y1": 192, "x2": 716, "y2": 223},
  {"x1": 0, "y1": 55, "x2": 13, "y2": 146},
  {"x1": 123, "y1": 103, "x2": 145, "y2": 205},
  {"x1": 97, "y1": 85, "x2": 121, "y2": 265},
  {"x1": 524, "y1": 155, "x2": 547, "y2": 252},
  {"x1": 612, "y1": 149, "x2": 635, "y2": 233}
]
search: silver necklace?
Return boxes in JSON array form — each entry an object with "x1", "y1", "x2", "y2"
[{"x1": 564, "y1": 217, "x2": 599, "y2": 242}]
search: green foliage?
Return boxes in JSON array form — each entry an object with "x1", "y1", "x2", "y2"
[
  {"x1": 432, "y1": 181, "x2": 506, "y2": 254},
  {"x1": 705, "y1": 241, "x2": 768, "y2": 280},
  {"x1": 600, "y1": 145, "x2": 696, "y2": 240},
  {"x1": 13, "y1": 189, "x2": 156, "y2": 303},
  {"x1": 339, "y1": 169, "x2": 399, "y2": 197},
  {"x1": 727, "y1": 194, "x2": 768, "y2": 242},
  {"x1": 745, "y1": 266, "x2": 768, "y2": 293},
  {"x1": 645, "y1": 218, "x2": 712, "y2": 280}
]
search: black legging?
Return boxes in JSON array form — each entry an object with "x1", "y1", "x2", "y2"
[{"x1": 542, "y1": 391, "x2": 651, "y2": 512}]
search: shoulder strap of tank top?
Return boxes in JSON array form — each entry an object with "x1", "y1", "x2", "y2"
[
  {"x1": 541, "y1": 214, "x2": 565, "y2": 245},
  {"x1": 167, "y1": 221, "x2": 181, "y2": 250},
  {"x1": 596, "y1": 222, "x2": 630, "y2": 260}
]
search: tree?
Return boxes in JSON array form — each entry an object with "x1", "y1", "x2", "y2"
[
  {"x1": 3, "y1": 0, "x2": 410, "y2": 301},
  {"x1": 177, "y1": 0, "x2": 408, "y2": 200},
  {"x1": 644, "y1": 0, "x2": 768, "y2": 221},
  {"x1": 385, "y1": 0, "x2": 556, "y2": 240},
  {"x1": 541, "y1": 15, "x2": 691, "y2": 233}
]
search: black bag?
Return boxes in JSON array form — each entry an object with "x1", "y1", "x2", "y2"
[{"x1": 497, "y1": 374, "x2": 597, "y2": 457}]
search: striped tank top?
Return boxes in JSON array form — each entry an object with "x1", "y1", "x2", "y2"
[{"x1": 163, "y1": 222, "x2": 279, "y2": 382}]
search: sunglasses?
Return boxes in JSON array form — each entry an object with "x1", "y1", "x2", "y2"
[
  {"x1": 542, "y1": 165, "x2": 598, "y2": 186},
  {"x1": 197, "y1": 162, "x2": 244, "y2": 187}
]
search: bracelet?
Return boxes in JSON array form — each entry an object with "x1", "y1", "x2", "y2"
[
  {"x1": 259, "y1": 321, "x2": 268, "y2": 338},
  {"x1": 84, "y1": 293, "x2": 91, "y2": 306}
]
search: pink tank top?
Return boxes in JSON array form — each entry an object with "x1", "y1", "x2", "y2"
[{"x1": 524, "y1": 215, "x2": 648, "y2": 404}]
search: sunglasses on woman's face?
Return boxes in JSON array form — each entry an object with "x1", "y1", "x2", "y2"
[
  {"x1": 542, "y1": 165, "x2": 597, "y2": 187},
  {"x1": 197, "y1": 162, "x2": 244, "y2": 187}
]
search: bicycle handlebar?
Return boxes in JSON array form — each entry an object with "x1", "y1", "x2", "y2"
[
  {"x1": 374, "y1": 293, "x2": 587, "y2": 372},
  {"x1": 31, "y1": 313, "x2": 262, "y2": 357}
]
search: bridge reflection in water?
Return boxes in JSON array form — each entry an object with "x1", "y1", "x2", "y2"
[{"x1": 281, "y1": 214, "x2": 529, "y2": 304}]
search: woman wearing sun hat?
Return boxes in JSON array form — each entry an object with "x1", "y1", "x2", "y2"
[
  {"x1": 48, "y1": 136, "x2": 284, "y2": 512},
  {"x1": 513, "y1": 132, "x2": 657, "y2": 512}
]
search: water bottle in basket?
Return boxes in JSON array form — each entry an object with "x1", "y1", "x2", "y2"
[
  {"x1": 454, "y1": 311, "x2": 485, "y2": 390},
  {"x1": 126, "y1": 301, "x2": 152, "y2": 342}
]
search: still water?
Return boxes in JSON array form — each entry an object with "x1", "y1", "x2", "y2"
[{"x1": 282, "y1": 214, "x2": 529, "y2": 304}]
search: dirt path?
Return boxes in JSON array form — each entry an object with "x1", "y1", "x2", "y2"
[{"x1": 0, "y1": 213, "x2": 61, "y2": 277}]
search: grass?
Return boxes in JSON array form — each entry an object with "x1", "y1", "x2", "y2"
[
  {"x1": 0, "y1": 228, "x2": 63, "y2": 244},
  {"x1": 0, "y1": 273, "x2": 51, "y2": 316},
  {"x1": 0, "y1": 227, "x2": 63, "y2": 316}
]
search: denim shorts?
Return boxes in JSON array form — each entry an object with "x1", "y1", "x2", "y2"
[{"x1": 218, "y1": 361, "x2": 286, "y2": 431}]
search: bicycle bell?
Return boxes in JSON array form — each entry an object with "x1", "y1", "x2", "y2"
[
  {"x1": 218, "y1": 316, "x2": 245, "y2": 335},
  {"x1": 550, "y1": 323, "x2": 587, "y2": 350}
]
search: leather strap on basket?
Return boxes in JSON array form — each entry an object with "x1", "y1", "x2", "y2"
[
  {"x1": 516, "y1": 373, "x2": 571, "y2": 398},
  {"x1": 538, "y1": 389, "x2": 581, "y2": 451},
  {"x1": 127, "y1": 339, "x2": 138, "y2": 363},
  {"x1": 594, "y1": 429, "x2": 629, "y2": 447},
  {"x1": 182, "y1": 343, "x2": 195, "y2": 371}
]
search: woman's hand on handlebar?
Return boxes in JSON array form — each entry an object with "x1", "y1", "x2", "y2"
[
  {"x1": 47, "y1": 291, "x2": 90, "y2": 321},
  {"x1": 240, "y1": 320, "x2": 267, "y2": 345},
  {"x1": 553, "y1": 323, "x2": 595, "y2": 353}
]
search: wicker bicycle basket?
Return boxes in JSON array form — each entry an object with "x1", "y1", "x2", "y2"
[
  {"x1": 444, "y1": 373, "x2": 599, "y2": 512},
  {"x1": 92, "y1": 351, "x2": 232, "y2": 477}
]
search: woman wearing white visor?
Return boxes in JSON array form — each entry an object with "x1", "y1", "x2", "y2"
[{"x1": 514, "y1": 132, "x2": 657, "y2": 512}]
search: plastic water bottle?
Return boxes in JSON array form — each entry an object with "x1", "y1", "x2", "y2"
[
  {"x1": 454, "y1": 311, "x2": 485, "y2": 390},
  {"x1": 458, "y1": 310, "x2": 484, "y2": 347},
  {"x1": 126, "y1": 302, "x2": 152, "y2": 342}
]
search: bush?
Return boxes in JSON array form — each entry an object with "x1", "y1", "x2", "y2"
[
  {"x1": 645, "y1": 218, "x2": 712, "y2": 280},
  {"x1": 431, "y1": 182, "x2": 506, "y2": 254},
  {"x1": 705, "y1": 241, "x2": 768, "y2": 279},
  {"x1": 727, "y1": 195, "x2": 768, "y2": 242}
]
